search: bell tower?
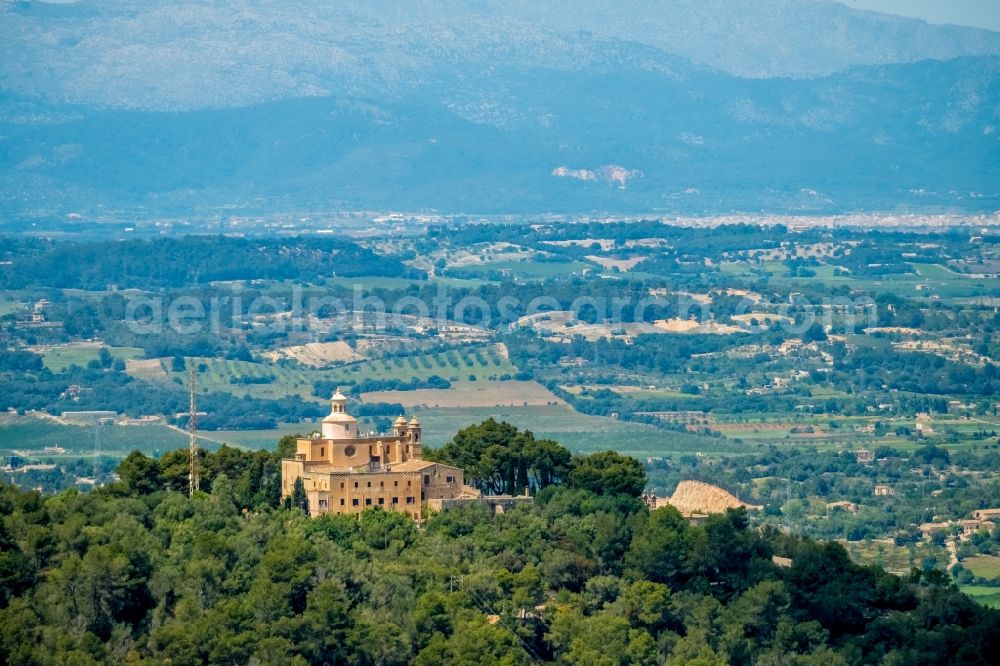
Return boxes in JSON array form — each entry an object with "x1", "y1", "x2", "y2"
[
  {"x1": 320, "y1": 389, "x2": 358, "y2": 440},
  {"x1": 407, "y1": 415, "x2": 422, "y2": 459}
]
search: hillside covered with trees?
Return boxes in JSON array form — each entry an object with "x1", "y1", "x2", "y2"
[
  {"x1": 0, "y1": 236, "x2": 420, "y2": 290},
  {"x1": 1, "y1": 425, "x2": 997, "y2": 665}
]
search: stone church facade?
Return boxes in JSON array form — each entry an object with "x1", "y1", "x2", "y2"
[{"x1": 280, "y1": 390, "x2": 474, "y2": 519}]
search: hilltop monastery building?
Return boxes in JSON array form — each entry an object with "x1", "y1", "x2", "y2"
[{"x1": 281, "y1": 390, "x2": 477, "y2": 519}]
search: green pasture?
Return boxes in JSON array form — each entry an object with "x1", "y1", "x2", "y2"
[
  {"x1": 0, "y1": 414, "x2": 194, "y2": 459},
  {"x1": 201, "y1": 422, "x2": 309, "y2": 450},
  {"x1": 42, "y1": 346, "x2": 144, "y2": 372},
  {"x1": 961, "y1": 585, "x2": 1000, "y2": 609},
  {"x1": 0, "y1": 299, "x2": 24, "y2": 317},
  {"x1": 412, "y1": 404, "x2": 754, "y2": 457}
]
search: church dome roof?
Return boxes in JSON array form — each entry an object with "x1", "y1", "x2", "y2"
[{"x1": 322, "y1": 411, "x2": 357, "y2": 423}]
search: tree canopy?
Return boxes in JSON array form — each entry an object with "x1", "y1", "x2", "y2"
[{"x1": 0, "y1": 433, "x2": 997, "y2": 664}]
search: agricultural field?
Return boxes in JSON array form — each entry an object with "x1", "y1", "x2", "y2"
[
  {"x1": 324, "y1": 276, "x2": 429, "y2": 290},
  {"x1": 842, "y1": 539, "x2": 946, "y2": 576},
  {"x1": 416, "y1": 241, "x2": 541, "y2": 270},
  {"x1": 126, "y1": 358, "x2": 168, "y2": 380},
  {"x1": 38, "y1": 344, "x2": 144, "y2": 372},
  {"x1": 448, "y1": 259, "x2": 594, "y2": 280},
  {"x1": 324, "y1": 275, "x2": 494, "y2": 290},
  {"x1": 412, "y1": 404, "x2": 746, "y2": 457},
  {"x1": 609, "y1": 386, "x2": 701, "y2": 400},
  {"x1": 759, "y1": 261, "x2": 1000, "y2": 299},
  {"x1": 585, "y1": 254, "x2": 648, "y2": 271},
  {"x1": 263, "y1": 341, "x2": 362, "y2": 366},
  {"x1": 201, "y1": 422, "x2": 311, "y2": 450},
  {"x1": 361, "y1": 379, "x2": 564, "y2": 408},
  {"x1": 963, "y1": 555, "x2": 1000, "y2": 581},
  {"x1": 0, "y1": 413, "x2": 193, "y2": 459},
  {"x1": 161, "y1": 344, "x2": 517, "y2": 401},
  {"x1": 0, "y1": 298, "x2": 24, "y2": 317},
  {"x1": 961, "y1": 586, "x2": 1000, "y2": 609}
]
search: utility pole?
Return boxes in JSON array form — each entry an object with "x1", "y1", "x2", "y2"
[{"x1": 188, "y1": 367, "x2": 200, "y2": 495}]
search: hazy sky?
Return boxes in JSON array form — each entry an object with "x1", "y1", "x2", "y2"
[{"x1": 842, "y1": 0, "x2": 1000, "y2": 31}]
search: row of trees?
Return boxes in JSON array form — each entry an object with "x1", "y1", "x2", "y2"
[{"x1": 431, "y1": 419, "x2": 645, "y2": 497}]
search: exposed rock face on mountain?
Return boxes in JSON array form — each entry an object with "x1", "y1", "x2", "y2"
[
  {"x1": 667, "y1": 480, "x2": 762, "y2": 515},
  {"x1": 2, "y1": 1, "x2": 999, "y2": 110}
]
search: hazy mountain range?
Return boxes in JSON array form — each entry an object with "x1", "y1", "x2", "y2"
[{"x1": 0, "y1": 0, "x2": 998, "y2": 218}]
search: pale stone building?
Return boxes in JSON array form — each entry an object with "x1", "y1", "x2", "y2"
[{"x1": 280, "y1": 390, "x2": 473, "y2": 519}]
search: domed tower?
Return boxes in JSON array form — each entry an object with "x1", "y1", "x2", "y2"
[
  {"x1": 393, "y1": 415, "x2": 407, "y2": 437},
  {"x1": 321, "y1": 389, "x2": 358, "y2": 440},
  {"x1": 407, "y1": 415, "x2": 422, "y2": 459}
]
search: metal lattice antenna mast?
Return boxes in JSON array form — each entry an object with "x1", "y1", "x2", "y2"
[
  {"x1": 93, "y1": 419, "x2": 102, "y2": 479},
  {"x1": 188, "y1": 367, "x2": 200, "y2": 495}
]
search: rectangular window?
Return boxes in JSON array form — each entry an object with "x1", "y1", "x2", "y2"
[
  {"x1": 319, "y1": 499, "x2": 328, "y2": 507},
  {"x1": 392, "y1": 497, "x2": 398, "y2": 504},
  {"x1": 406, "y1": 496, "x2": 414, "y2": 504},
  {"x1": 352, "y1": 499, "x2": 359, "y2": 506},
  {"x1": 394, "y1": 481, "x2": 398, "y2": 487},
  {"x1": 354, "y1": 482, "x2": 358, "y2": 488},
  {"x1": 367, "y1": 481, "x2": 371, "y2": 488},
  {"x1": 340, "y1": 499, "x2": 345, "y2": 506},
  {"x1": 446, "y1": 476, "x2": 454, "y2": 483},
  {"x1": 365, "y1": 498, "x2": 372, "y2": 506},
  {"x1": 423, "y1": 475, "x2": 430, "y2": 485},
  {"x1": 340, "y1": 482, "x2": 344, "y2": 489},
  {"x1": 378, "y1": 498, "x2": 385, "y2": 505}
]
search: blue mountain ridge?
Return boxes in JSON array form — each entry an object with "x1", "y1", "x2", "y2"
[{"x1": 1, "y1": 53, "x2": 997, "y2": 217}]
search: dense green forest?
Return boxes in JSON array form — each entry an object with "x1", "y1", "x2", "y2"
[
  {"x1": 0, "y1": 236, "x2": 421, "y2": 290},
  {"x1": 1, "y1": 426, "x2": 997, "y2": 665}
]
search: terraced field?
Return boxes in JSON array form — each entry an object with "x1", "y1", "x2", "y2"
[{"x1": 163, "y1": 344, "x2": 516, "y2": 401}]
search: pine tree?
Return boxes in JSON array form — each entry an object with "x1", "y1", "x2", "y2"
[{"x1": 290, "y1": 477, "x2": 309, "y2": 513}]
